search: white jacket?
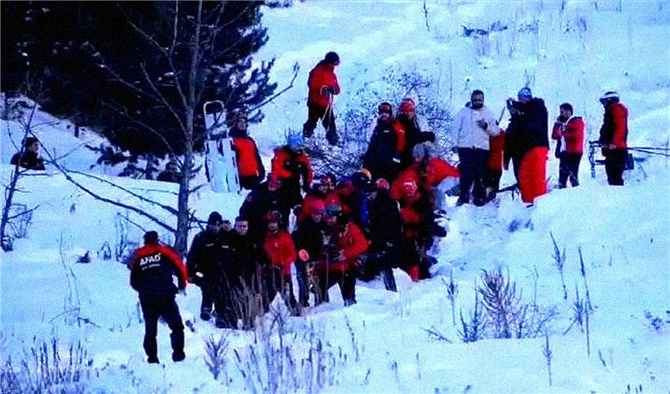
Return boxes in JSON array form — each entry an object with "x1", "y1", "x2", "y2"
[{"x1": 454, "y1": 105, "x2": 501, "y2": 150}]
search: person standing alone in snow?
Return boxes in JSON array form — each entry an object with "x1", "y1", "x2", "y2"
[
  {"x1": 130, "y1": 231, "x2": 187, "y2": 364},
  {"x1": 598, "y1": 91, "x2": 629, "y2": 186},
  {"x1": 303, "y1": 51, "x2": 341, "y2": 146}
]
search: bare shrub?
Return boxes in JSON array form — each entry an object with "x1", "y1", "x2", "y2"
[
  {"x1": 229, "y1": 271, "x2": 267, "y2": 330},
  {"x1": 205, "y1": 334, "x2": 230, "y2": 381},
  {"x1": 0, "y1": 336, "x2": 93, "y2": 394},
  {"x1": 233, "y1": 320, "x2": 347, "y2": 394},
  {"x1": 478, "y1": 268, "x2": 556, "y2": 339},
  {"x1": 308, "y1": 67, "x2": 454, "y2": 177},
  {"x1": 478, "y1": 268, "x2": 520, "y2": 338},
  {"x1": 550, "y1": 232, "x2": 568, "y2": 301},
  {"x1": 458, "y1": 290, "x2": 487, "y2": 343}
]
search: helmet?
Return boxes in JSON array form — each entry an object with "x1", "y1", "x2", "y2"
[
  {"x1": 286, "y1": 132, "x2": 304, "y2": 150},
  {"x1": 599, "y1": 91, "x2": 620, "y2": 105},
  {"x1": 324, "y1": 204, "x2": 343, "y2": 218}
]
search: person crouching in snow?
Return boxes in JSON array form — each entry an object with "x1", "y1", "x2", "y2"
[
  {"x1": 396, "y1": 180, "x2": 435, "y2": 281},
  {"x1": 314, "y1": 204, "x2": 368, "y2": 307}
]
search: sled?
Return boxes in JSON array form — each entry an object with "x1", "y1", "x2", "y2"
[{"x1": 203, "y1": 100, "x2": 240, "y2": 193}]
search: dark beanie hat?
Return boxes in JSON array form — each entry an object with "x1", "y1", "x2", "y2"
[
  {"x1": 208, "y1": 211, "x2": 223, "y2": 225},
  {"x1": 324, "y1": 51, "x2": 340, "y2": 64},
  {"x1": 378, "y1": 102, "x2": 393, "y2": 115},
  {"x1": 143, "y1": 231, "x2": 159, "y2": 244}
]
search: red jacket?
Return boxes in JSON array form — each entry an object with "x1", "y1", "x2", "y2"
[
  {"x1": 263, "y1": 230, "x2": 296, "y2": 276},
  {"x1": 232, "y1": 136, "x2": 265, "y2": 177},
  {"x1": 316, "y1": 222, "x2": 368, "y2": 273},
  {"x1": 307, "y1": 61, "x2": 341, "y2": 108},
  {"x1": 390, "y1": 160, "x2": 458, "y2": 200},
  {"x1": 391, "y1": 121, "x2": 407, "y2": 155},
  {"x1": 551, "y1": 117, "x2": 585, "y2": 154},
  {"x1": 488, "y1": 132, "x2": 506, "y2": 171},
  {"x1": 271, "y1": 147, "x2": 314, "y2": 186},
  {"x1": 600, "y1": 102, "x2": 628, "y2": 149}
]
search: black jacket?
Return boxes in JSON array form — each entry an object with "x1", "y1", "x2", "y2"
[
  {"x1": 367, "y1": 189, "x2": 403, "y2": 252},
  {"x1": 505, "y1": 98, "x2": 549, "y2": 160},
  {"x1": 239, "y1": 182, "x2": 292, "y2": 240},
  {"x1": 10, "y1": 150, "x2": 45, "y2": 170},
  {"x1": 363, "y1": 119, "x2": 399, "y2": 180},
  {"x1": 230, "y1": 232, "x2": 261, "y2": 283},
  {"x1": 186, "y1": 229, "x2": 233, "y2": 284},
  {"x1": 131, "y1": 244, "x2": 187, "y2": 295},
  {"x1": 292, "y1": 217, "x2": 328, "y2": 262}
]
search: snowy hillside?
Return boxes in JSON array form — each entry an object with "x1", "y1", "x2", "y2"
[{"x1": 1, "y1": 1, "x2": 669, "y2": 393}]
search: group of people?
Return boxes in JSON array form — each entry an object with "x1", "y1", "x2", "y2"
[
  {"x1": 451, "y1": 87, "x2": 629, "y2": 207},
  {"x1": 128, "y1": 52, "x2": 630, "y2": 364}
]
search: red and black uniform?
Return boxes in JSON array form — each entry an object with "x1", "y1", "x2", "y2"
[
  {"x1": 485, "y1": 131, "x2": 506, "y2": 201},
  {"x1": 315, "y1": 220, "x2": 368, "y2": 306},
  {"x1": 231, "y1": 132, "x2": 265, "y2": 190},
  {"x1": 505, "y1": 98, "x2": 549, "y2": 203},
  {"x1": 130, "y1": 242, "x2": 187, "y2": 363},
  {"x1": 396, "y1": 185, "x2": 434, "y2": 281},
  {"x1": 262, "y1": 228, "x2": 297, "y2": 308},
  {"x1": 292, "y1": 216, "x2": 329, "y2": 306},
  {"x1": 552, "y1": 116, "x2": 585, "y2": 188},
  {"x1": 303, "y1": 60, "x2": 340, "y2": 144},
  {"x1": 599, "y1": 101, "x2": 629, "y2": 185},
  {"x1": 239, "y1": 180, "x2": 292, "y2": 242},
  {"x1": 271, "y1": 146, "x2": 314, "y2": 208}
]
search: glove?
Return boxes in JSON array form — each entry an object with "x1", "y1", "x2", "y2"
[
  {"x1": 451, "y1": 146, "x2": 459, "y2": 154},
  {"x1": 506, "y1": 98, "x2": 515, "y2": 109},
  {"x1": 322, "y1": 86, "x2": 335, "y2": 95},
  {"x1": 293, "y1": 204, "x2": 303, "y2": 217},
  {"x1": 477, "y1": 120, "x2": 488, "y2": 130}
]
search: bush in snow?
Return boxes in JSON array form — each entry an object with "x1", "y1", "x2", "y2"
[
  {"x1": 204, "y1": 334, "x2": 230, "y2": 382},
  {"x1": 233, "y1": 316, "x2": 347, "y2": 394},
  {"x1": 0, "y1": 336, "x2": 93, "y2": 394},
  {"x1": 307, "y1": 67, "x2": 454, "y2": 177},
  {"x1": 477, "y1": 268, "x2": 556, "y2": 339}
]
